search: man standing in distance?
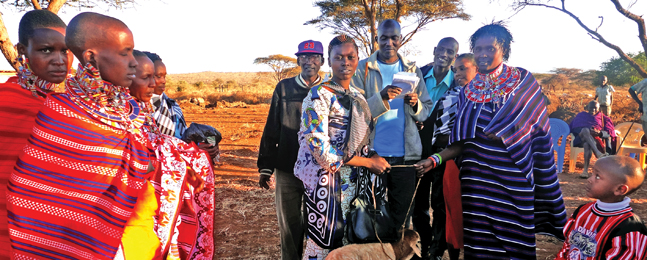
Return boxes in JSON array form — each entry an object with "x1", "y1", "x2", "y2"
[
  {"x1": 351, "y1": 19, "x2": 433, "y2": 230},
  {"x1": 595, "y1": 75, "x2": 615, "y2": 116},
  {"x1": 257, "y1": 40, "x2": 324, "y2": 259},
  {"x1": 415, "y1": 37, "x2": 458, "y2": 260}
]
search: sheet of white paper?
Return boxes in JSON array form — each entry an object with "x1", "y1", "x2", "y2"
[{"x1": 391, "y1": 72, "x2": 419, "y2": 98}]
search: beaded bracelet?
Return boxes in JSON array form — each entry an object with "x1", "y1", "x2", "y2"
[{"x1": 428, "y1": 153, "x2": 442, "y2": 166}]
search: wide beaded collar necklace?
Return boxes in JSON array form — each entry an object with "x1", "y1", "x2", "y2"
[{"x1": 465, "y1": 63, "x2": 521, "y2": 111}]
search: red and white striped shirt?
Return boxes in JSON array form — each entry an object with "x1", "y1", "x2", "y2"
[{"x1": 556, "y1": 197, "x2": 647, "y2": 260}]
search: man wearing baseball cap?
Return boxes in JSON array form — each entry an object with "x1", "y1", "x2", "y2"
[{"x1": 257, "y1": 39, "x2": 324, "y2": 259}]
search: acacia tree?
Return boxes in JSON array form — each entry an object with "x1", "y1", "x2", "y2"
[
  {"x1": 253, "y1": 54, "x2": 300, "y2": 83},
  {"x1": 600, "y1": 52, "x2": 647, "y2": 86},
  {"x1": 0, "y1": 0, "x2": 135, "y2": 71},
  {"x1": 511, "y1": 0, "x2": 647, "y2": 78},
  {"x1": 306, "y1": 0, "x2": 470, "y2": 57}
]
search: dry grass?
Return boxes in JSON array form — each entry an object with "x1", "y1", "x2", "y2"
[
  {"x1": 213, "y1": 176, "x2": 280, "y2": 259},
  {"x1": 166, "y1": 72, "x2": 275, "y2": 106}
]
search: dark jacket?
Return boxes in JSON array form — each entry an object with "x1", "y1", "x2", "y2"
[
  {"x1": 257, "y1": 76, "x2": 314, "y2": 175},
  {"x1": 418, "y1": 64, "x2": 457, "y2": 158},
  {"x1": 420, "y1": 63, "x2": 433, "y2": 79}
]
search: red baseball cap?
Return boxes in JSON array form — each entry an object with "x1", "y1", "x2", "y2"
[{"x1": 295, "y1": 40, "x2": 324, "y2": 56}]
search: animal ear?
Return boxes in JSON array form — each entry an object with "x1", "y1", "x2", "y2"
[{"x1": 410, "y1": 238, "x2": 421, "y2": 258}]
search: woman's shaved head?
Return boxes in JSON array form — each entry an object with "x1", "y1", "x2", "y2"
[
  {"x1": 66, "y1": 12, "x2": 130, "y2": 60},
  {"x1": 65, "y1": 12, "x2": 137, "y2": 87}
]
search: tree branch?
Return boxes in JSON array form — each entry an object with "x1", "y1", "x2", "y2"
[
  {"x1": 307, "y1": 0, "x2": 469, "y2": 58},
  {"x1": 394, "y1": 0, "x2": 403, "y2": 22},
  {"x1": 0, "y1": 13, "x2": 19, "y2": 71},
  {"x1": 31, "y1": 0, "x2": 42, "y2": 9},
  {"x1": 522, "y1": 2, "x2": 647, "y2": 78},
  {"x1": 46, "y1": 0, "x2": 67, "y2": 14},
  {"x1": 595, "y1": 16, "x2": 603, "y2": 32},
  {"x1": 609, "y1": 0, "x2": 647, "y2": 57}
]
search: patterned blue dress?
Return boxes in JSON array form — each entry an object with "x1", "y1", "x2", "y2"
[
  {"x1": 451, "y1": 63, "x2": 567, "y2": 259},
  {"x1": 294, "y1": 82, "x2": 369, "y2": 260}
]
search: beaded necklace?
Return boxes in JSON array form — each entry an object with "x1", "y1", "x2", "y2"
[
  {"x1": 138, "y1": 100, "x2": 161, "y2": 135},
  {"x1": 17, "y1": 58, "x2": 58, "y2": 97},
  {"x1": 464, "y1": 63, "x2": 521, "y2": 111},
  {"x1": 65, "y1": 63, "x2": 144, "y2": 134}
]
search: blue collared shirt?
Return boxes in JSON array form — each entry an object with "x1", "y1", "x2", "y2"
[{"x1": 425, "y1": 68, "x2": 454, "y2": 104}]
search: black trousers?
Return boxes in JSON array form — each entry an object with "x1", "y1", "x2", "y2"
[
  {"x1": 412, "y1": 160, "x2": 447, "y2": 258},
  {"x1": 274, "y1": 168, "x2": 305, "y2": 259},
  {"x1": 384, "y1": 157, "x2": 417, "y2": 230}
]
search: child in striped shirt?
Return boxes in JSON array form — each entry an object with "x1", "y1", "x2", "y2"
[{"x1": 556, "y1": 155, "x2": 647, "y2": 260}]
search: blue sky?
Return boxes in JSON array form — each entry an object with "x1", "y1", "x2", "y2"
[{"x1": 1, "y1": 0, "x2": 645, "y2": 74}]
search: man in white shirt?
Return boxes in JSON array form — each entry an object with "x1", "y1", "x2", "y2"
[{"x1": 595, "y1": 75, "x2": 615, "y2": 116}]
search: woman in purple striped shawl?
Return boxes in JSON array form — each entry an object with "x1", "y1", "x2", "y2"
[{"x1": 414, "y1": 22, "x2": 567, "y2": 259}]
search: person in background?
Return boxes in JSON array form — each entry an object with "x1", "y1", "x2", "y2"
[
  {"x1": 414, "y1": 22, "x2": 567, "y2": 259},
  {"x1": 351, "y1": 19, "x2": 433, "y2": 231},
  {"x1": 414, "y1": 37, "x2": 458, "y2": 260},
  {"x1": 628, "y1": 78, "x2": 647, "y2": 132},
  {"x1": 296, "y1": 34, "x2": 390, "y2": 260},
  {"x1": 570, "y1": 100, "x2": 615, "y2": 178},
  {"x1": 257, "y1": 39, "x2": 324, "y2": 260},
  {"x1": 0, "y1": 10, "x2": 70, "y2": 259},
  {"x1": 121, "y1": 50, "x2": 161, "y2": 259},
  {"x1": 145, "y1": 52, "x2": 186, "y2": 138},
  {"x1": 595, "y1": 75, "x2": 615, "y2": 116},
  {"x1": 555, "y1": 156, "x2": 647, "y2": 260},
  {"x1": 130, "y1": 50, "x2": 216, "y2": 259},
  {"x1": 441, "y1": 53, "x2": 478, "y2": 260},
  {"x1": 453, "y1": 53, "x2": 477, "y2": 88},
  {"x1": 144, "y1": 52, "x2": 219, "y2": 163}
]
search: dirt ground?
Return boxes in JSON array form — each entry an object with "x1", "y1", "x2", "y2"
[{"x1": 183, "y1": 103, "x2": 647, "y2": 260}]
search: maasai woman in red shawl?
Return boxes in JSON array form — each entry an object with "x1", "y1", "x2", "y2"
[
  {"x1": 126, "y1": 51, "x2": 215, "y2": 259},
  {"x1": 0, "y1": 10, "x2": 71, "y2": 259},
  {"x1": 6, "y1": 13, "x2": 154, "y2": 259},
  {"x1": 415, "y1": 22, "x2": 567, "y2": 259}
]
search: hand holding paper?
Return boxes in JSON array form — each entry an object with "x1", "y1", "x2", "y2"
[
  {"x1": 391, "y1": 72, "x2": 420, "y2": 98},
  {"x1": 404, "y1": 92, "x2": 418, "y2": 107},
  {"x1": 380, "y1": 85, "x2": 402, "y2": 100}
]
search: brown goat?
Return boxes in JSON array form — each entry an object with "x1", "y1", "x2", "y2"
[{"x1": 326, "y1": 229, "x2": 421, "y2": 260}]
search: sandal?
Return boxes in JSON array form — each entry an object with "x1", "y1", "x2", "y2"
[{"x1": 579, "y1": 172, "x2": 589, "y2": 179}]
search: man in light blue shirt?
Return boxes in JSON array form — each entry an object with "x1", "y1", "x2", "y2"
[
  {"x1": 416, "y1": 37, "x2": 459, "y2": 260},
  {"x1": 423, "y1": 37, "x2": 459, "y2": 106}
]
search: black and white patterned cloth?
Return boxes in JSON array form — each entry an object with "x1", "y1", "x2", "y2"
[
  {"x1": 152, "y1": 93, "x2": 177, "y2": 136},
  {"x1": 431, "y1": 84, "x2": 462, "y2": 146}
]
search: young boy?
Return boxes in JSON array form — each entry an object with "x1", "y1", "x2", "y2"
[
  {"x1": 0, "y1": 9, "x2": 69, "y2": 260},
  {"x1": 6, "y1": 12, "x2": 150, "y2": 259},
  {"x1": 555, "y1": 155, "x2": 647, "y2": 260}
]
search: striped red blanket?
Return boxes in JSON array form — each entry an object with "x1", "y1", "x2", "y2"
[{"x1": 6, "y1": 91, "x2": 152, "y2": 259}]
